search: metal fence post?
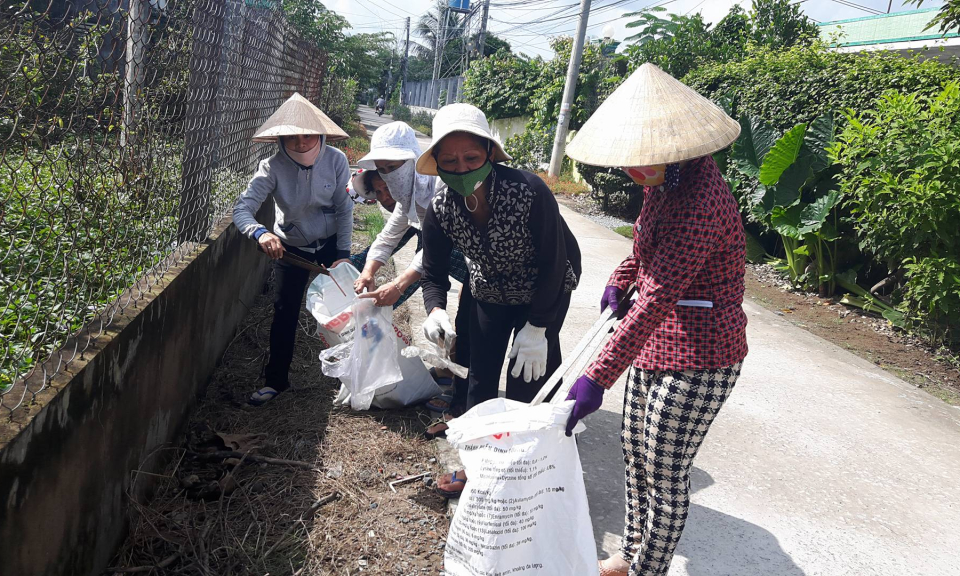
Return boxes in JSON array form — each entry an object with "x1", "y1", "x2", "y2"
[{"x1": 178, "y1": 0, "x2": 227, "y2": 242}]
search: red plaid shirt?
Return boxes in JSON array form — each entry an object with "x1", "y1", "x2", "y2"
[{"x1": 585, "y1": 157, "x2": 748, "y2": 388}]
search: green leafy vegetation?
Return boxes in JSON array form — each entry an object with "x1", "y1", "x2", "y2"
[
  {"x1": 356, "y1": 205, "x2": 386, "y2": 245},
  {"x1": 0, "y1": 145, "x2": 243, "y2": 390},
  {"x1": 458, "y1": 0, "x2": 960, "y2": 348},
  {"x1": 684, "y1": 42, "x2": 960, "y2": 132},
  {"x1": 831, "y1": 83, "x2": 960, "y2": 344}
]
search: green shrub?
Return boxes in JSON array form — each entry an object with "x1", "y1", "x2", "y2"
[
  {"x1": 463, "y1": 52, "x2": 548, "y2": 120},
  {"x1": 410, "y1": 110, "x2": 434, "y2": 136},
  {"x1": 831, "y1": 82, "x2": 960, "y2": 343},
  {"x1": 684, "y1": 42, "x2": 960, "y2": 133},
  {"x1": 575, "y1": 163, "x2": 643, "y2": 219},
  {"x1": 504, "y1": 126, "x2": 552, "y2": 172},
  {"x1": 392, "y1": 104, "x2": 411, "y2": 121},
  {"x1": 0, "y1": 144, "x2": 183, "y2": 389},
  {"x1": 1, "y1": 9, "x2": 120, "y2": 142}
]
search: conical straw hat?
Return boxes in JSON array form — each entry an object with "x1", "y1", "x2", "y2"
[
  {"x1": 566, "y1": 63, "x2": 740, "y2": 167},
  {"x1": 252, "y1": 92, "x2": 349, "y2": 143}
]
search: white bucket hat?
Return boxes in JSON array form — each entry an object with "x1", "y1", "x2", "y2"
[
  {"x1": 349, "y1": 169, "x2": 377, "y2": 201},
  {"x1": 416, "y1": 103, "x2": 511, "y2": 176},
  {"x1": 566, "y1": 63, "x2": 740, "y2": 167},
  {"x1": 252, "y1": 92, "x2": 349, "y2": 143},
  {"x1": 357, "y1": 122, "x2": 422, "y2": 169}
]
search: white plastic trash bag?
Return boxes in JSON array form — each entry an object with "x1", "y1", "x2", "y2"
[
  {"x1": 319, "y1": 299, "x2": 440, "y2": 410},
  {"x1": 330, "y1": 341, "x2": 441, "y2": 410},
  {"x1": 443, "y1": 399, "x2": 598, "y2": 576},
  {"x1": 351, "y1": 299, "x2": 403, "y2": 395},
  {"x1": 306, "y1": 262, "x2": 361, "y2": 347}
]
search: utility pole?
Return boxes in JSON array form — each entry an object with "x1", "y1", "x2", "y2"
[
  {"x1": 461, "y1": 7, "x2": 473, "y2": 74},
  {"x1": 433, "y1": 3, "x2": 449, "y2": 80},
  {"x1": 122, "y1": 0, "x2": 148, "y2": 150},
  {"x1": 477, "y1": 0, "x2": 491, "y2": 57},
  {"x1": 401, "y1": 17, "x2": 410, "y2": 104},
  {"x1": 547, "y1": 0, "x2": 590, "y2": 177}
]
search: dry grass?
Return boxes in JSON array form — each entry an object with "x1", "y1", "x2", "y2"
[{"x1": 108, "y1": 255, "x2": 448, "y2": 575}]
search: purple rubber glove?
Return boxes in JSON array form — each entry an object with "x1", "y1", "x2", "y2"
[
  {"x1": 600, "y1": 286, "x2": 635, "y2": 320},
  {"x1": 600, "y1": 286, "x2": 622, "y2": 316},
  {"x1": 565, "y1": 375, "x2": 605, "y2": 436}
]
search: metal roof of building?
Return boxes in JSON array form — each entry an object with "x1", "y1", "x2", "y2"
[{"x1": 819, "y1": 8, "x2": 959, "y2": 48}]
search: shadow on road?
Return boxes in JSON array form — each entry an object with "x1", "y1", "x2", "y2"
[{"x1": 583, "y1": 407, "x2": 805, "y2": 575}]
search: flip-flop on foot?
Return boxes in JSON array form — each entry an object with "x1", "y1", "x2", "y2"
[
  {"x1": 425, "y1": 394, "x2": 454, "y2": 413},
  {"x1": 248, "y1": 386, "x2": 280, "y2": 406},
  {"x1": 435, "y1": 470, "x2": 466, "y2": 499}
]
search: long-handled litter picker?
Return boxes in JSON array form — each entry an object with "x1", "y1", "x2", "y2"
[
  {"x1": 256, "y1": 244, "x2": 347, "y2": 297},
  {"x1": 529, "y1": 286, "x2": 636, "y2": 407}
]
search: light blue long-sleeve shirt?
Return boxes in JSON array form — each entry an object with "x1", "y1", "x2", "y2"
[{"x1": 233, "y1": 140, "x2": 353, "y2": 257}]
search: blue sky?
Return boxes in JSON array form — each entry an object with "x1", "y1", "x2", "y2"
[{"x1": 328, "y1": 0, "x2": 945, "y2": 59}]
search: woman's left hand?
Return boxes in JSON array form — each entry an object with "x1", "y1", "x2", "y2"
[
  {"x1": 358, "y1": 282, "x2": 403, "y2": 307},
  {"x1": 565, "y1": 375, "x2": 605, "y2": 436},
  {"x1": 508, "y1": 322, "x2": 548, "y2": 383}
]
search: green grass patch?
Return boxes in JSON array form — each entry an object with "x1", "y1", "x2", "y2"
[
  {"x1": 613, "y1": 225, "x2": 633, "y2": 239},
  {"x1": 354, "y1": 204, "x2": 386, "y2": 245}
]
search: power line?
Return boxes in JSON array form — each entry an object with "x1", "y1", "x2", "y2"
[{"x1": 827, "y1": 0, "x2": 884, "y2": 14}]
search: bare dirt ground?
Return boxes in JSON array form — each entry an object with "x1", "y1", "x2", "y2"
[
  {"x1": 107, "y1": 219, "x2": 449, "y2": 575},
  {"x1": 745, "y1": 263, "x2": 960, "y2": 406}
]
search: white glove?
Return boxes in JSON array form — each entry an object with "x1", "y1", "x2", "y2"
[
  {"x1": 423, "y1": 308, "x2": 456, "y2": 353},
  {"x1": 508, "y1": 322, "x2": 548, "y2": 383}
]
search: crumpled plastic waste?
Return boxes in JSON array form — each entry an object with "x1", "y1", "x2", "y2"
[{"x1": 401, "y1": 341, "x2": 468, "y2": 379}]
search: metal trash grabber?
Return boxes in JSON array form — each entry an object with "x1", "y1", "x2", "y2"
[
  {"x1": 529, "y1": 286, "x2": 636, "y2": 407},
  {"x1": 256, "y1": 244, "x2": 348, "y2": 296}
]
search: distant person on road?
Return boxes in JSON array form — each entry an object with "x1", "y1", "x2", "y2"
[
  {"x1": 233, "y1": 93, "x2": 354, "y2": 407},
  {"x1": 563, "y1": 64, "x2": 749, "y2": 576},
  {"x1": 375, "y1": 95, "x2": 386, "y2": 114},
  {"x1": 417, "y1": 103, "x2": 582, "y2": 498}
]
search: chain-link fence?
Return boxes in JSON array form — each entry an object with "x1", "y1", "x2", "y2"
[{"x1": 0, "y1": 0, "x2": 352, "y2": 419}]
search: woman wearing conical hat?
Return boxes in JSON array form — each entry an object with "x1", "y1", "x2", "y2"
[
  {"x1": 563, "y1": 64, "x2": 749, "y2": 576},
  {"x1": 233, "y1": 93, "x2": 353, "y2": 406}
]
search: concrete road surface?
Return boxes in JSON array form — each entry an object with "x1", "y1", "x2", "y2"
[
  {"x1": 357, "y1": 105, "x2": 432, "y2": 154},
  {"x1": 358, "y1": 107, "x2": 960, "y2": 576}
]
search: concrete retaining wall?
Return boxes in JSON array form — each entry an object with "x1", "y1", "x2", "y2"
[
  {"x1": 489, "y1": 115, "x2": 529, "y2": 145},
  {"x1": 0, "y1": 212, "x2": 271, "y2": 576},
  {"x1": 402, "y1": 77, "x2": 465, "y2": 109}
]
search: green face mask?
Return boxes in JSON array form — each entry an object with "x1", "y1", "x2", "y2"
[{"x1": 437, "y1": 161, "x2": 493, "y2": 198}]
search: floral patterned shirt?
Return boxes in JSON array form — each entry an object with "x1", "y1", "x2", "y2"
[{"x1": 421, "y1": 164, "x2": 580, "y2": 327}]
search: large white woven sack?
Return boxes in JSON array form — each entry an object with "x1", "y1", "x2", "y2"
[{"x1": 444, "y1": 398, "x2": 598, "y2": 576}]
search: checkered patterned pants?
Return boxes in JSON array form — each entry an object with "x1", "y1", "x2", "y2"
[{"x1": 620, "y1": 363, "x2": 742, "y2": 575}]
